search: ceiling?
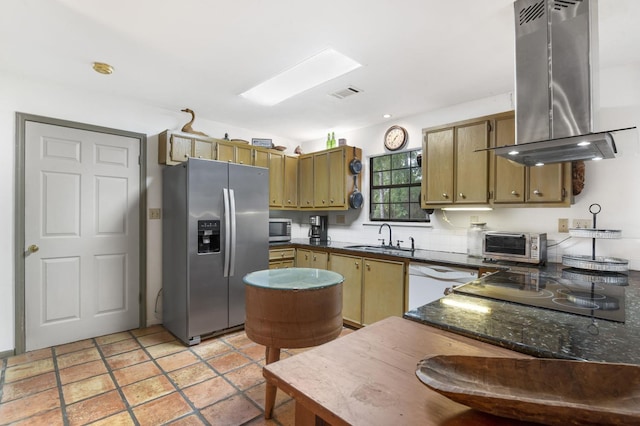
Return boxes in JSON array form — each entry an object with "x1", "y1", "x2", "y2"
[{"x1": 2, "y1": 0, "x2": 639, "y2": 142}]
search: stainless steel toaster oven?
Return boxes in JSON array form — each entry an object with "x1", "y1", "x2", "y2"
[{"x1": 482, "y1": 232, "x2": 547, "y2": 264}]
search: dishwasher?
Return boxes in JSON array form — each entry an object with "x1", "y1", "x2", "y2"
[{"x1": 408, "y1": 263, "x2": 478, "y2": 310}]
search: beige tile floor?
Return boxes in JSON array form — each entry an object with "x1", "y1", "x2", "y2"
[{"x1": 0, "y1": 325, "x2": 354, "y2": 425}]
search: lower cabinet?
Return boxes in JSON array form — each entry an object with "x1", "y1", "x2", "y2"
[
  {"x1": 296, "y1": 249, "x2": 328, "y2": 269},
  {"x1": 329, "y1": 253, "x2": 406, "y2": 327},
  {"x1": 328, "y1": 253, "x2": 363, "y2": 325},
  {"x1": 362, "y1": 258, "x2": 405, "y2": 325}
]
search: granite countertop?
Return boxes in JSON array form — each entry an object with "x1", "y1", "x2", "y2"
[
  {"x1": 271, "y1": 238, "x2": 494, "y2": 269},
  {"x1": 404, "y1": 264, "x2": 640, "y2": 365},
  {"x1": 273, "y1": 239, "x2": 640, "y2": 365}
]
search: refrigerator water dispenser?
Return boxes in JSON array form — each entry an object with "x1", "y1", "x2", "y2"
[{"x1": 197, "y1": 220, "x2": 220, "y2": 253}]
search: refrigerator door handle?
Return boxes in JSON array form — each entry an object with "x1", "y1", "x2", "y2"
[
  {"x1": 223, "y1": 188, "x2": 231, "y2": 277},
  {"x1": 229, "y1": 188, "x2": 237, "y2": 277}
]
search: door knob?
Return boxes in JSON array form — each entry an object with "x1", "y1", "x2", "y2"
[{"x1": 27, "y1": 244, "x2": 39, "y2": 253}]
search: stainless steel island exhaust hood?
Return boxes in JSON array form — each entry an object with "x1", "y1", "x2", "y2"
[{"x1": 489, "y1": 0, "x2": 635, "y2": 166}]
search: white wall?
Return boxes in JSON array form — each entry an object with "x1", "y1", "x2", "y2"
[
  {"x1": 289, "y1": 64, "x2": 640, "y2": 273},
  {"x1": 0, "y1": 71, "x2": 298, "y2": 353}
]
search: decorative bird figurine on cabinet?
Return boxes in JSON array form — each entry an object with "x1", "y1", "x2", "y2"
[{"x1": 180, "y1": 108, "x2": 209, "y2": 137}]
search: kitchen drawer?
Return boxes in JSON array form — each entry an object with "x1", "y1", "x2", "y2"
[
  {"x1": 269, "y1": 259, "x2": 295, "y2": 269},
  {"x1": 269, "y1": 248, "x2": 295, "y2": 261}
]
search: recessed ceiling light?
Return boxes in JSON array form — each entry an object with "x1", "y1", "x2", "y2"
[
  {"x1": 92, "y1": 62, "x2": 114, "y2": 75},
  {"x1": 383, "y1": 114, "x2": 392, "y2": 119},
  {"x1": 240, "y1": 48, "x2": 361, "y2": 106}
]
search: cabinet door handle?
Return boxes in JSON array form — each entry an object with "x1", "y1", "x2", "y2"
[
  {"x1": 459, "y1": 192, "x2": 465, "y2": 199},
  {"x1": 533, "y1": 190, "x2": 541, "y2": 196},
  {"x1": 511, "y1": 190, "x2": 518, "y2": 196},
  {"x1": 365, "y1": 263, "x2": 371, "y2": 271},
  {"x1": 442, "y1": 193, "x2": 449, "y2": 199},
  {"x1": 355, "y1": 262, "x2": 359, "y2": 269}
]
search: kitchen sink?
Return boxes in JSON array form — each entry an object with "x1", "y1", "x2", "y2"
[{"x1": 344, "y1": 245, "x2": 415, "y2": 255}]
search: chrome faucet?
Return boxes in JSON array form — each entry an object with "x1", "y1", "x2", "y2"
[
  {"x1": 409, "y1": 236, "x2": 415, "y2": 251},
  {"x1": 378, "y1": 223, "x2": 392, "y2": 247}
]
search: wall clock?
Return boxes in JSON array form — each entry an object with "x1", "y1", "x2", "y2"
[{"x1": 384, "y1": 125, "x2": 408, "y2": 151}]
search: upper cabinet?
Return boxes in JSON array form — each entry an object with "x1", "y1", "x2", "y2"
[
  {"x1": 490, "y1": 112, "x2": 572, "y2": 207},
  {"x1": 269, "y1": 152, "x2": 298, "y2": 209},
  {"x1": 422, "y1": 119, "x2": 490, "y2": 208},
  {"x1": 422, "y1": 112, "x2": 572, "y2": 209},
  {"x1": 299, "y1": 146, "x2": 362, "y2": 211},
  {"x1": 160, "y1": 130, "x2": 362, "y2": 211},
  {"x1": 159, "y1": 130, "x2": 270, "y2": 167}
]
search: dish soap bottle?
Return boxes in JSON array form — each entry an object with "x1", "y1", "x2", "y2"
[
  {"x1": 326, "y1": 133, "x2": 332, "y2": 149},
  {"x1": 467, "y1": 222, "x2": 487, "y2": 257},
  {"x1": 330, "y1": 132, "x2": 336, "y2": 148}
]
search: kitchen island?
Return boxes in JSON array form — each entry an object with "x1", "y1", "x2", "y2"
[
  {"x1": 405, "y1": 264, "x2": 640, "y2": 365},
  {"x1": 263, "y1": 316, "x2": 532, "y2": 426}
]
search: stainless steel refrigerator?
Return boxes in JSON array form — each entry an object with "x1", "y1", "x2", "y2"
[{"x1": 162, "y1": 158, "x2": 269, "y2": 345}]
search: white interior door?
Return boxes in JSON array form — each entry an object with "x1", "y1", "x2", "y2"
[{"x1": 24, "y1": 121, "x2": 140, "y2": 351}]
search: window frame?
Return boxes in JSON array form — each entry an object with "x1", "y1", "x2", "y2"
[{"x1": 369, "y1": 148, "x2": 429, "y2": 222}]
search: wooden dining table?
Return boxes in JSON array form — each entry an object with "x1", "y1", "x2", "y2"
[{"x1": 263, "y1": 316, "x2": 534, "y2": 426}]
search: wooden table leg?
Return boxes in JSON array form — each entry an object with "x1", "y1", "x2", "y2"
[{"x1": 264, "y1": 346, "x2": 281, "y2": 419}]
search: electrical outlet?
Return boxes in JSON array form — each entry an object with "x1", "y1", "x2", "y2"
[
  {"x1": 149, "y1": 208, "x2": 161, "y2": 220},
  {"x1": 572, "y1": 218, "x2": 591, "y2": 229},
  {"x1": 558, "y1": 218, "x2": 569, "y2": 233}
]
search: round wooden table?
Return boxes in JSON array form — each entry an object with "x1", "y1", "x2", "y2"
[{"x1": 243, "y1": 267, "x2": 344, "y2": 419}]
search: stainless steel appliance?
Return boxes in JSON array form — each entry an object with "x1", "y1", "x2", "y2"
[
  {"x1": 482, "y1": 232, "x2": 547, "y2": 265},
  {"x1": 453, "y1": 269, "x2": 625, "y2": 322},
  {"x1": 309, "y1": 215, "x2": 328, "y2": 244},
  {"x1": 489, "y1": 0, "x2": 636, "y2": 165},
  {"x1": 269, "y1": 218, "x2": 292, "y2": 242},
  {"x1": 162, "y1": 158, "x2": 269, "y2": 345}
]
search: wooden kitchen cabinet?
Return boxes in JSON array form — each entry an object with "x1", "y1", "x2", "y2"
[
  {"x1": 491, "y1": 112, "x2": 572, "y2": 206},
  {"x1": 269, "y1": 152, "x2": 284, "y2": 207},
  {"x1": 216, "y1": 140, "x2": 236, "y2": 162},
  {"x1": 254, "y1": 149, "x2": 269, "y2": 168},
  {"x1": 492, "y1": 113, "x2": 525, "y2": 203},
  {"x1": 300, "y1": 146, "x2": 362, "y2": 211},
  {"x1": 298, "y1": 155, "x2": 314, "y2": 208},
  {"x1": 362, "y1": 258, "x2": 405, "y2": 325},
  {"x1": 269, "y1": 152, "x2": 298, "y2": 209},
  {"x1": 328, "y1": 253, "x2": 363, "y2": 326},
  {"x1": 422, "y1": 120, "x2": 490, "y2": 208},
  {"x1": 313, "y1": 151, "x2": 331, "y2": 208},
  {"x1": 329, "y1": 253, "x2": 405, "y2": 327},
  {"x1": 296, "y1": 249, "x2": 328, "y2": 269},
  {"x1": 283, "y1": 155, "x2": 298, "y2": 208},
  {"x1": 159, "y1": 130, "x2": 217, "y2": 165},
  {"x1": 269, "y1": 248, "x2": 296, "y2": 269}
]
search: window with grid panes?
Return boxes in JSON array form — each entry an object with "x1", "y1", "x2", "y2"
[{"x1": 370, "y1": 149, "x2": 428, "y2": 222}]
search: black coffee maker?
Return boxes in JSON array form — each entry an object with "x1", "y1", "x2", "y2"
[{"x1": 309, "y1": 215, "x2": 328, "y2": 244}]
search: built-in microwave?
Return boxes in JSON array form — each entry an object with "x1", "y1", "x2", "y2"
[
  {"x1": 269, "y1": 218, "x2": 292, "y2": 242},
  {"x1": 482, "y1": 232, "x2": 547, "y2": 265}
]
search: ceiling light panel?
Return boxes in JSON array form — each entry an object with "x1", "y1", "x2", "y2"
[{"x1": 240, "y1": 48, "x2": 361, "y2": 106}]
